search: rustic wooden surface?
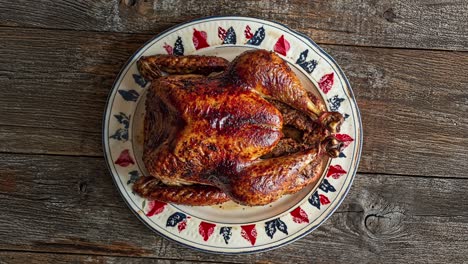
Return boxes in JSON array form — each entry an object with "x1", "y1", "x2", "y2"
[{"x1": 0, "y1": 0, "x2": 467, "y2": 263}]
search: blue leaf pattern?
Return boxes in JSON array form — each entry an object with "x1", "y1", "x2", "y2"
[
  {"x1": 127, "y1": 170, "x2": 140, "y2": 185},
  {"x1": 223, "y1": 27, "x2": 236, "y2": 44},
  {"x1": 246, "y1": 26, "x2": 265, "y2": 46},
  {"x1": 296, "y1": 49, "x2": 308, "y2": 64},
  {"x1": 110, "y1": 128, "x2": 128, "y2": 141},
  {"x1": 300, "y1": 59, "x2": 318, "y2": 74},
  {"x1": 339, "y1": 152, "x2": 347, "y2": 158},
  {"x1": 166, "y1": 212, "x2": 187, "y2": 227},
  {"x1": 132, "y1": 74, "x2": 148, "y2": 88},
  {"x1": 219, "y1": 227, "x2": 232, "y2": 244},
  {"x1": 265, "y1": 219, "x2": 277, "y2": 239},
  {"x1": 118, "y1": 89, "x2": 139, "y2": 102},
  {"x1": 265, "y1": 218, "x2": 288, "y2": 239},
  {"x1": 296, "y1": 49, "x2": 317, "y2": 74},
  {"x1": 110, "y1": 113, "x2": 130, "y2": 142},
  {"x1": 173, "y1": 36, "x2": 184, "y2": 56},
  {"x1": 275, "y1": 218, "x2": 288, "y2": 235},
  {"x1": 309, "y1": 191, "x2": 320, "y2": 210},
  {"x1": 319, "y1": 179, "x2": 336, "y2": 193},
  {"x1": 114, "y1": 112, "x2": 130, "y2": 128},
  {"x1": 328, "y1": 95, "x2": 345, "y2": 111}
]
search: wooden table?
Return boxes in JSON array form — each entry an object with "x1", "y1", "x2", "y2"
[{"x1": 1, "y1": 1, "x2": 467, "y2": 263}]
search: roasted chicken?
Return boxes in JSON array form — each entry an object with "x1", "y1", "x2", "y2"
[{"x1": 133, "y1": 49, "x2": 344, "y2": 206}]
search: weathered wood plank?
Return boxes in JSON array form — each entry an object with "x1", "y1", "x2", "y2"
[
  {"x1": 323, "y1": 45, "x2": 468, "y2": 178},
  {"x1": 0, "y1": 27, "x2": 149, "y2": 135},
  {"x1": 1, "y1": 27, "x2": 467, "y2": 177},
  {"x1": 0, "y1": 154, "x2": 467, "y2": 263},
  {"x1": 0, "y1": 251, "x2": 229, "y2": 264},
  {"x1": 0, "y1": 125, "x2": 102, "y2": 156},
  {"x1": 0, "y1": 0, "x2": 468, "y2": 50}
]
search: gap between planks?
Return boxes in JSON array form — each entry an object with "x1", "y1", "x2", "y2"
[
  {"x1": 1, "y1": 150, "x2": 467, "y2": 181},
  {"x1": 0, "y1": 249, "x2": 243, "y2": 264},
  {"x1": 1, "y1": 26, "x2": 467, "y2": 179},
  {"x1": 0, "y1": 24, "x2": 467, "y2": 53}
]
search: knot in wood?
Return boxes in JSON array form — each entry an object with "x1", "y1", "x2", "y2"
[
  {"x1": 79, "y1": 181, "x2": 88, "y2": 193},
  {"x1": 122, "y1": 0, "x2": 137, "y2": 7},
  {"x1": 383, "y1": 8, "x2": 397, "y2": 22},
  {"x1": 364, "y1": 211, "x2": 404, "y2": 238}
]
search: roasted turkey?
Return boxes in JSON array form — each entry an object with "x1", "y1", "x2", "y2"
[{"x1": 133, "y1": 49, "x2": 344, "y2": 206}]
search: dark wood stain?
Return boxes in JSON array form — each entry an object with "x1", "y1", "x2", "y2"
[
  {"x1": 0, "y1": 154, "x2": 467, "y2": 263},
  {"x1": 0, "y1": 0, "x2": 467, "y2": 50},
  {"x1": 34, "y1": 238, "x2": 152, "y2": 256},
  {"x1": 0, "y1": 1, "x2": 467, "y2": 262},
  {"x1": 0, "y1": 171, "x2": 17, "y2": 193},
  {"x1": 0, "y1": 251, "x2": 219, "y2": 264},
  {"x1": 1, "y1": 27, "x2": 467, "y2": 177}
]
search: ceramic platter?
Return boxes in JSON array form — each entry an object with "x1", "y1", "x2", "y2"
[{"x1": 103, "y1": 16, "x2": 362, "y2": 254}]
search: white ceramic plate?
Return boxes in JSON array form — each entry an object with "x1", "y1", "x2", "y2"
[{"x1": 103, "y1": 16, "x2": 362, "y2": 254}]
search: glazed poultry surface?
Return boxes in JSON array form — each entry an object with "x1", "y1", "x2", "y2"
[{"x1": 133, "y1": 49, "x2": 344, "y2": 206}]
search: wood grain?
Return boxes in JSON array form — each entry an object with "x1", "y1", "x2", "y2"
[
  {"x1": 0, "y1": 125, "x2": 102, "y2": 156},
  {"x1": 0, "y1": 251, "x2": 226, "y2": 264},
  {"x1": 2, "y1": 1, "x2": 467, "y2": 262},
  {"x1": 324, "y1": 45, "x2": 468, "y2": 178},
  {"x1": 1, "y1": 27, "x2": 467, "y2": 177},
  {"x1": 0, "y1": 0, "x2": 468, "y2": 50},
  {"x1": 0, "y1": 154, "x2": 467, "y2": 263}
]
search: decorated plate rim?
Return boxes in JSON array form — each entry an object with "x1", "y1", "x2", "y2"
[{"x1": 102, "y1": 15, "x2": 363, "y2": 254}]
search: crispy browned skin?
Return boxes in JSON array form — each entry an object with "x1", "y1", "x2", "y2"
[
  {"x1": 133, "y1": 49, "x2": 343, "y2": 206},
  {"x1": 264, "y1": 98, "x2": 329, "y2": 194},
  {"x1": 229, "y1": 51, "x2": 342, "y2": 130},
  {"x1": 133, "y1": 176, "x2": 229, "y2": 205},
  {"x1": 137, "y1": 55, "x2": 229, "y2": 80}
]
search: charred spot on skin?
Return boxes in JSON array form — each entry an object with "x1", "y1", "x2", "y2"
[
  {"x1": 216, "y1": 159, "x2": 239, "y2": 177},
  {"x1": 207, "y1": 144, "x2": 218, "y2": 151},
  {"x1": 180, "y1": 79, "x2": 195, "y2": 90},
  {"x1": 182, "y1": 167, "x2": 195, "y2": 179}
]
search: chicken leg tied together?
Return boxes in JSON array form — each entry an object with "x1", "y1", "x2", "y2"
[
  {"x1": 218, "y1": 147, "x2": 319, "y2": 205},
  {"x1": 229, "y1": 50, "x2": 343, "y2": 133}
]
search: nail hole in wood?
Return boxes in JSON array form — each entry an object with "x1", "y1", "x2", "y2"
[
  {"x1": 79, "y1": 182, "x2": 88, "y2": 193},
  {"x1": 383, "y1": 8, "x2": 397, "y2": 22},
  {"x1": 123, "y1": 0, "x2": 137, "y2": 7}
]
